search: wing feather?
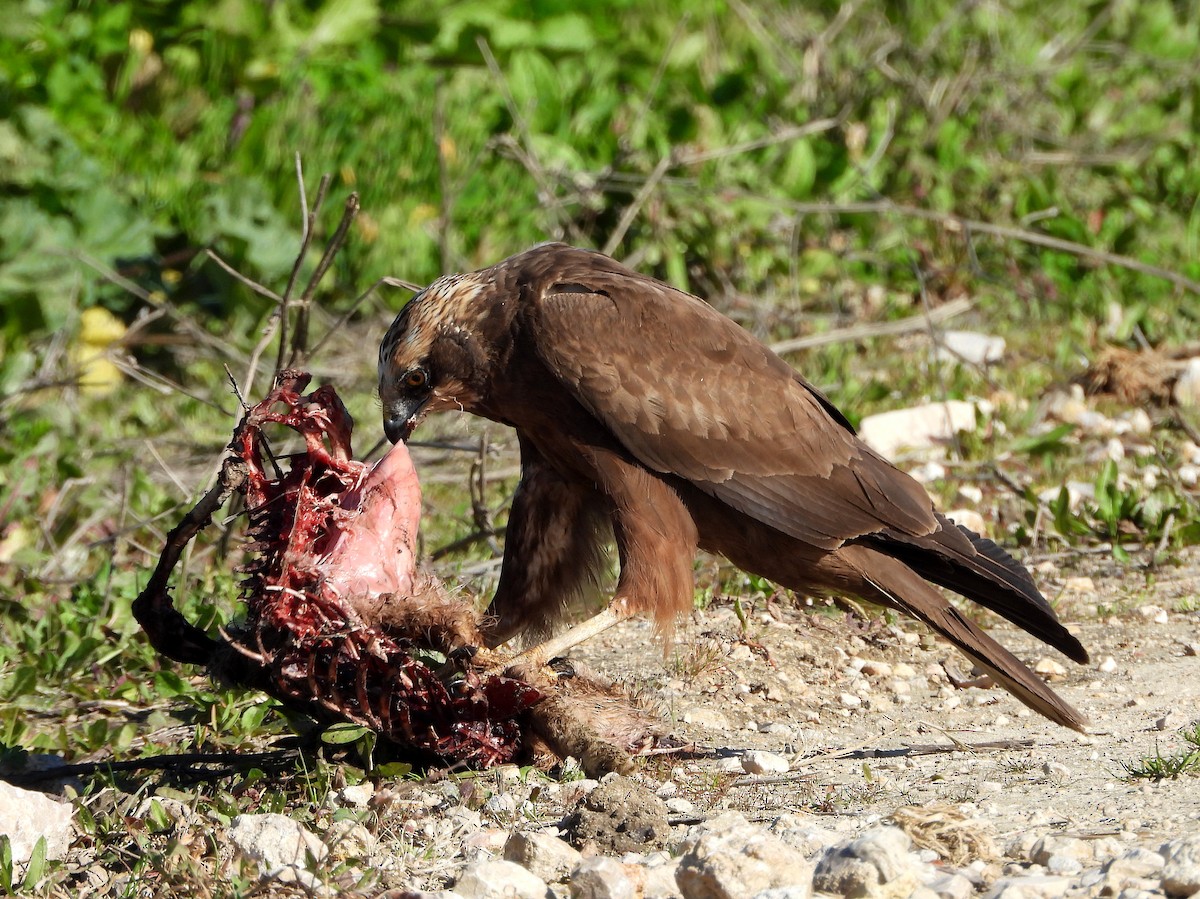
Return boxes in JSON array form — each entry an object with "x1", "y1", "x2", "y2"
[{"x1": 528, "y1": 263, "x2": 938, "y2": 550}]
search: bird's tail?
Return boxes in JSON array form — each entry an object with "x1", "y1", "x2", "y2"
[
  {"x1": 843, "y1": 545, "x2": 1089, "y2": 731},
  {"x1": 873, "y1": 515, "x2": 1089, "y2": 665}
]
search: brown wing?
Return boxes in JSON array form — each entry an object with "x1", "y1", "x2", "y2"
[{"x1": 525, "y1": 255, "x2": 939, "y2": 551}]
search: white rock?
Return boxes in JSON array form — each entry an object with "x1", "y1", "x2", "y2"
[
  {"x1": 683, "y1": 709, "x2": 731, "y2": 730},
  {"x1": 983, "y1": 875, "x2": 1075, "y2": 898},
  {"x1": 337, "y1": 782, "x2": 374, "y2": 808},
  {"x1": 1042, "y1": 761, "x2": 1070, "y2": 782},
  {"x1": 1033, "y1": 658, "x2": 1067, "y2": 679},
  {"x1": 1172, "y1": 357, "x2": 1200, "y2": 408},
  {"x1": 938, "y1": 331, "x2": 1006, "y2": 366},
  {"x1": 504, "y1": 831, "x2": 582, "y2": 883},
  {"x1": 676, "y1": 814, "x2": 813, "y2": 899},
  {"x1": 323, "y1": 820, "x2": 375, "y2": 859},
  {"x1": 813, "y1": 826, "x2": 918, "y2": 898},
  {"x1": 1062, "y1": 576, "x2": 1096, "y2": 594},
  {"x1": 1137, "y1": 604, "x2": 1169, "y2": 624},
  {"x1": 1155, "y1": 710, "x2": 1187, "y2": 731},
  {"x1": 910, "y1": 461, "x2": 947, "y2": 484},
  {"x1": 839, "y1": 693, "x2": 862, "y2": 709},
  {"x1": 922, "y1": 870, "x2": 974, "y2": 899},
  {"x1": 1099, "y1": 656, "x2": 1118, "y2": 673},
  {"x1": 456, "y1": 859, "x2": 549, "y2": 899},
  {"x1": 1101, "y1": 847, "x2": 1165, "y2": 895},
  {"x1": 860, "y1": 660, "x2": 893, "y2": 678},
  {"x1": 570, "y1": 857, "x2": 640, "y2": 899},
  {"x1": 1037, "y1": 481, "x2": 1094, "y2": 510},
  {"x1": 1161, "y1": 834, "x2": 1200, "y2": 896},
  {"x1": 742, "y1": 751, "x2": 790, "y2": 775},
  {"x1": 858, "y1": 401, "x2": 978, "y2": 460},
  {"x1": 667, "y1": 798, "x2": 697, "y2": 815},
  {"x1": 946, "y1": 509, "x2": 987, "y2": 535},
  {"x1": 0, "y1": 782, "x2": 74, "y2": 865},
  {"x1": 717, "y1": 757, "x2": 746, "y2": 774},
  {"x1": 227, "y1": 813, "x2": 328, "y2": 872}
]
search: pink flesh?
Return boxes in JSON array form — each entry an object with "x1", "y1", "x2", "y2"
[{"x1": 318, "y1": 439, "x2": 422, "y2": 601}]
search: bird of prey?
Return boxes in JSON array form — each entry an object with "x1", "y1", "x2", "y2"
[{"x1": 378, "y1": 243, "x2": 1088, "y2": 730}]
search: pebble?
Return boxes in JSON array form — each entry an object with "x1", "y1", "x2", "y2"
[
  {"x1": 1137, "y1": 605, "x2": 1169, "y2": 624},
  {"x1": 1161, "y1": 834, "x2": 1200, "y2": 896},
  {"x1": 946, "y1": 508, "x2": 987, "y2": 535},
  {"x1": 503, "y1": 831, "x2": 582, "y2": 883},
  {"x1": 1099, "y1": 656, "x2": 1119, "y2": 673},
  {"x1": 667, "y1": 798, "x2": 697, "y2": 815},
  {"x1": 938, "y1": 331, "x2": 1006, "y2": 366},
  {"x1": 683, "y1": 709, "x2": 732, "y2": 730},
  {"x1": 569, "y1": 776, "x2": 671, "y2": 855},
  {"x1": 1033, "y1": 658, "x2": 1067, "y2": 679},
  {"x1": 1155, "y1": 710, "x2": 1187, "y2": 731},
  {"x1": 675, "y1": 812, "x2": 813, "y2": 899},
  {"x1": 456, "y1": 859, "x2": 549, "y2": 899},
  {"x1": 1172, "y1": 357, "x2": 1200, "y2": 408},
  {"x1": 0, "y1": 781, "x2": 74, "y2": 866},
  {"x1": 742, "y1": 751, "x2": 790, "y2": 775},
  {"x1": 858, "y1": 400, "x2": 978, "y2": 460},
  {"x1": 570, "y1": 857, "x2": 640, "y2": 899},
  {"x1": 812, "y1": 826, "x2": 919, "y2": 898},
  {"x1": 227, "y1": 813, "x2": 328, "y2": 872},
  {"x1": 1062, "y1": 576, "x2": 1096, "y2": 594}
]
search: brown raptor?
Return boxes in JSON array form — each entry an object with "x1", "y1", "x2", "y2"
[{"x1": 377, "y1": 243, "x2": 1088, "y2": 730}]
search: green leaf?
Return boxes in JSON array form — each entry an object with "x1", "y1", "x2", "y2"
[{"x1": 320, "y1": 723, "x2": 372, "y2": 745}]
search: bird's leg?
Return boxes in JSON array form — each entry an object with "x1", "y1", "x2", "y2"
[{"x1": 488, "y1": 599, "x2": 633, "y2": 676}]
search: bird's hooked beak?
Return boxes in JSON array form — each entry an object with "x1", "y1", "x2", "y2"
[{"x1": 383, "y1": 396, "x2": 428, "y2": 444}]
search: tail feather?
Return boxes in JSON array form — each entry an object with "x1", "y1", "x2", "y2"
[
  {"x1": 846, "y1": 546, "x2": 1089, "y2": 732},
  {"x1": 872, "y1": 515, "x2": 1089, "y2": 665}
]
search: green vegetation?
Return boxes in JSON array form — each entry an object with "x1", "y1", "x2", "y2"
[
  {"x1": 1123, "y1": 722, "x2": 1200, "y2": 780},
  {"x1": 2, "y1": 0, "x2": 1200, "y2": 891}
]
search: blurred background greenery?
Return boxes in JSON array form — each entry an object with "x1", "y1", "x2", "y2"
[{"x1": 1, "y1": 0, "x2": 1200, "y2": 799}]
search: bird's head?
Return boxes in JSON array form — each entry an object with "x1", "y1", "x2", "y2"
[{"x1": 377, "y1": 272, "x2": 501, "y2": 443}]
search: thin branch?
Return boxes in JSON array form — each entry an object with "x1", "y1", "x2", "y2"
[
  {"x1": 276, "y1": 168, "x2": 332, "y2": 374},
  {"x1": 204, "y1": 250, "x2": 284, "y2": 303},
  {"x1": 604, "y1": 154, "x2": 673, "y2": 257},
  {"x1": 769, "y1": 296, "x2": 972, "y2": 355},
  {"x1": 757, "y1": 198, "x2": 1200, "y2": 295},
  {"x1": 309, "y1": 275, "x2": 423, "y2": 359},
  {"x1": 288, "y1": 192, "x2": 360, "y2": 368}
]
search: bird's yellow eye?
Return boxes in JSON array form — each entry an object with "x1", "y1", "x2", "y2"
[{"x1": 404, "y1": 369, "x2": 427, "y2": 389}]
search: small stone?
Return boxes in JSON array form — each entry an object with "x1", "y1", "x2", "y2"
[
  {"x1": 1042, "y1": 761, "x2": 1070, "y2": 782},
  {"x1": 1179, "y1": 464, "x2": 1199, "y2": 488},
  {"x1": 504, "y1": 831, "x2": 582, "y2": 883},
  {"x1": 983, "y1": 875, "x2": 1075, "y2": 898},
  {"x1": 228, "y1": 813, "x2": 328, "y2": 873},
  {"x1": 337, "y1": 782, "x2": 374, "y2": 808},
  {"x1": 456, "y1": 860, "x2": 549, "y2": 899},
  {"x1": 859, "y1": 660, "x2": 893, "y2": 678},
  {"x1": 1183, "y1": 642, "x2": 1200, "y2": 657},
  {"x1": 813, "y1": 826, "x2": 918, "y2": 898},
  {"x1": 946, "y1": 509, "x2": 987, "y2": 535},
  {"x1": 1062, "y1": 576, "x2": 1096, "y2": 594},
  {"x1": 839, "y1": 693, "x2": 862, "y2": 709},
  {"x1": 1101, "y1": 848, "x2": 1165, "y2": 895},
  {"x1": 0, "y1": 782, "x2": 74, "y2": 865},
  {"x1": 742, "y1": 751, "x2": 790, "y2": 775},
  {"x1": 717, "y1": 757, "x2": 746, "y2": 774},
  {"x1": 1161, "y1": 833, "x2": 1200, "y2": 896},
  {"x1": 1033, "y1": 658, "x2": 1067, "y2": 680},
  {"x1": 922, "y1": 871, "x2": 974, "y2": 899},
  {"x1": 667, "y1": 798, "x2": 696, "y2": 815},
  {"x1": 570, "y1": 857, "x2": 639, "y2": 899},
  {"x1": 858, "y1": 401, "x2": 978, "y2": 460},
  {"x1": 910, "y1": 461, "x2": 947, "y2": 484},
  {"x1": 682, "y1": 709, "x2": 731, "y2": 730},
  {"x1": 1043, "y1": 853, "x2": 1082, "y2": 875},
  {"x1": 676, "y1": 814, "x2": 813, "y2": 899},
  {"x1": 1137, "y1": 604, "x2": 1169, "y2": 624},
  {"x1": 1172, "y1": 357, "x2": 1200, "y2": 408},
  {"x1": 1099, "y1": 656, "x2": 1118, "y2": 673},
  {"x1": 893, "y1": 663, "x2": 916, "y2": 678},
  {"x1": 323, "y1": 820, "x2": 375, "y2": 860},
  {"x1": 1155, "y1": 710, "x2": 1187, "y2": 731},
  {"x1": 938, "y1": 331, "x2": 1006, "y2": 366}
]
